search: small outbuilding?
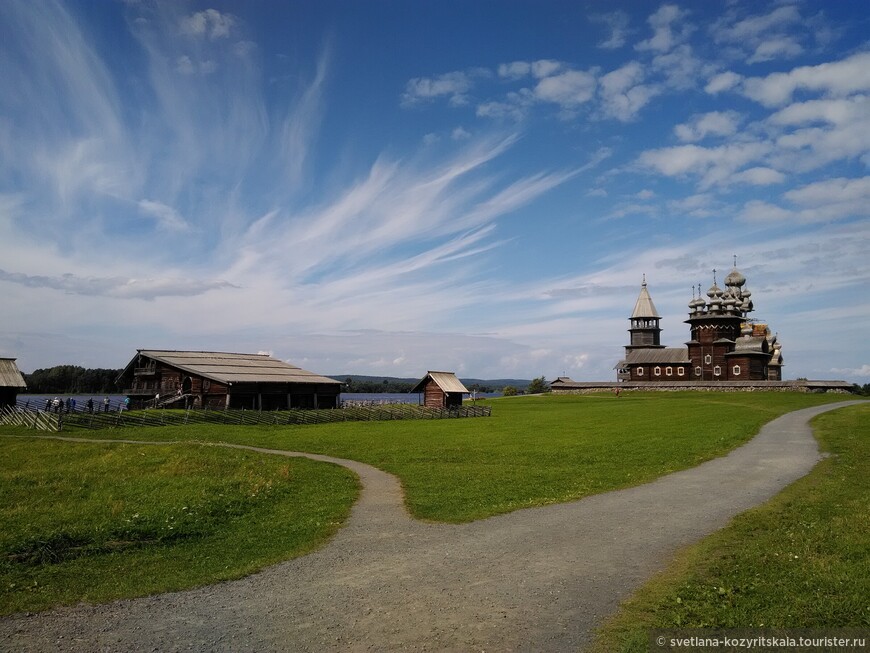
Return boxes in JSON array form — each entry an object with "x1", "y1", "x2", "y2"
[
  {"x1": 117, "y1": 350, "x2": 341, "y2": 410},
  {"x1": 0, "y1": 358, "x2": 27, "y2": 408},
  {"x1": 411, "y1": 371, "x2": 469, "y2": 409}
]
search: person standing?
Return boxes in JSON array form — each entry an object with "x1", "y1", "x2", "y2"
[{"x1": 103, "y1": 396, "x2": 110, "y2": 413}]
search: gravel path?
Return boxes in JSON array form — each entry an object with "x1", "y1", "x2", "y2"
[{"x1": 0, "y1": 401, "x2": 862, "y2": 652}]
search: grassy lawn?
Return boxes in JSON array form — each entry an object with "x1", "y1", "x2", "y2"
[
  {"x1": 590, "y1": 402, "x2": 870, "y2": 652},
  {"x1": 0, "y1": 391, "x2": 857, "y2": 616},
  {"x1": 0, "y1": 437, "x2": 358, "y2": 616},
  {"x1": 64, "y1": 391, "x2": 850, "y2": 522}
]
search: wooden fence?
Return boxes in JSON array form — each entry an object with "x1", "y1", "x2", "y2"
[{"x1": 1, "y1": 402, "x2": 491, "y2": 433}]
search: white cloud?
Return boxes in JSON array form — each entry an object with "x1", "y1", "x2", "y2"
[
  {"x1": 674, "y1": 111, "x2": 740, "y2": 142},
  {"x1": 636, "y1": 189, "x2": 655, "y2": 199},
  {"x1": 498, "y1": 61, "x2": 530, "y2": 80},
  {"x1": 175, "y1": 55, "x2": 217, "y2": 75},
  {"x1": 738, "y1": 177, "x2": 870, "y2": 223},
  {"x1": 651, "y1": 45, "x2": 708, "y2": 89},
  {"x1": 635, "y1": 4, "x2": 692, "y2": 53},
  {"x1": 534, "y1": 69, "x2": 597, "y2": 107},
  {"x1": 180, "y1": 9, "x2": 235, "y2": 40},
  {"x1": 667, "y1": 193, "x2": 718, "y2": 218},
  {"x1": 476, "y1": 99, "x2": 527, "y2": 121},
  {"x1": 783, "y1": 176, "x2": 870, "y2": 208},
  {"x1": 731, "y1": 167, "x2": 785, "y2": 186},
  {"x1": 598, "y1": 61, "x2": 659, "y2": 121},
  {"x1": 830, "y1": 365, "x2": 870, "y2": 378},
  {"x1": 591, "y1": 11, "x2": 630, "y2": 50},
  {"x1": 767, "y1": 96, "x2": 870, "y2": 172},
  {"x1": 748, "y1": 37, "x2": 804, "y2": 64},
  {"x1": 705, "y1": 71, "x2": 742, "y2": 94},
  {"x1": 711, "y1": 5, "x2": 804, "y2": 63},
  {"x1": 768, "y1": 96, "x2": 869, "y2": 127},
  {"x1": 531, "y1": 59, "x2": 562, "y2": 79},
  {"x1": 637, "y1": 141, "x2": 771, "y2": 189},
  {"x1": 402, "y1": 71, "x2": 474, "y2": 106},
  {"x1": 176, "y1": 55, "x2": 195, "y2": 75},
  {"x1": 740, "y1": 51, "x2": 870, "y2": 108},
  {"x1": 451, "y1": 126, "x2": 471, "y2": 140}
]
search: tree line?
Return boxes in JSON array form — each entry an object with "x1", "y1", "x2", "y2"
[{"x1": 23, "y1": 366, "x2": 122, "y2": 394}]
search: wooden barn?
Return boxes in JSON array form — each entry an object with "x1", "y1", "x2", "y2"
[
  {"x1": 117, "y1": 350, "x2": 341, "y2": 410},
  {"x1": 0, "y1": 358, "x2": 27, "y2": 408},
  {"x1": 411, "y1": 371, "x2": 469, "y2": 409}
]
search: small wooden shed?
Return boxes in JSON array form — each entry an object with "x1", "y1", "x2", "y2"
[
  {"x1": 0, "y1": 358, "x2": 27, "y2": 408},
  {"x1": 411, "y1": 371, "x2": 469, "y2": 409}
]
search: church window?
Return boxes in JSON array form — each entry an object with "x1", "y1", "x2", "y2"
[
  {"x1": 666, "y1": 367, "x2": 673, "y2": 376},
  {"x1": 677, "y1": 367, "x2": 685, "y2": 376},
  {"x1": 636, "y1": 367, "x2": 644, "y2": 376},
  {"x1": 694, "y1": 366, "x2": 702, "y2": 376},
  {"x1": 732, "y1": 365, "x2": 741, "y2": 376},
  {"x1": 704, "y1": 354, "x2": 712, "y2": 365},
  {"x1": 654, "y1": 366, "x2": 661, "y2": 376},
  {"x1": 713, "y1": 365, "x2": 722, "y2": 377}
]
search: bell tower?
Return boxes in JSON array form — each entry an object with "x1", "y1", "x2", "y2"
[{"x1": 625, "y1": 275, "x2": 664, "y2": 352}]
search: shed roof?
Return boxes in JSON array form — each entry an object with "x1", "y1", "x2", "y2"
[
  {"x1": 0, "y1": 358, "x2": 27, "y2": 389},
  {"x1": 129, "y1": 350, "x2": 340, "y2": 386},
  {"x1": 411, "y1": 371, "x2": 469, "y2": 394}
]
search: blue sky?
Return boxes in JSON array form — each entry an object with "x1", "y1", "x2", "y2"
[{"x1": 1, "y1": 0, "x2": 868, "y2": 382}]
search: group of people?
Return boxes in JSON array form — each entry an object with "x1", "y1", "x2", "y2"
[{"x1": 44, "y1": 396, "x2": 115, "y2": 414}]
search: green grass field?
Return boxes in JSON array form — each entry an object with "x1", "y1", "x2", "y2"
[
  {"x1": 591, "y1": 402, "x2": 870, "y2": 652},
  {"x1": 65, "y1": 392, "x2": 850, "y2": 522},
  {"x1": 0, "y1": 391, "x2": 859, "y2": 616},
  {"x1": 0, "y1": 438, "x2": 358, "y2": 615}
]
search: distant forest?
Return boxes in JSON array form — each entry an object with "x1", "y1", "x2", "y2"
[{"x1": 23, "y1": 366, "x2": 123, "y2": 394}]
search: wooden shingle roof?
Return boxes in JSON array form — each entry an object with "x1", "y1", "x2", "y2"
[
  {"x1": 631, "y1": 281, "x2": 660, "y2": 319},
  {"x1": 623, "y1": 348, "x2": 691, "y2": 365},
  {"x1": 411, "y1": 371, "x2": 469, "y2": 394},
  {"x1": 132, "y1": 350, "x2": 340, "y2": 386},
  {"x1": 0, "y1": 358, "x2": 27, "y2": 389}
]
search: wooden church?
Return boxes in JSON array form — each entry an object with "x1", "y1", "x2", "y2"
[{"x1": 616, "y1": 261, "x2": 783, "y2": 383}]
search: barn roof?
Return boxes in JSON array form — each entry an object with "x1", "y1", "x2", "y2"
[
  {"x1": 128, "y1": 350, "x2": 340, "y2": 386},
  {"x1": 411, "y1": 371, "x2": 469, "y2": 394},
  {"x1": 0, "y1": 358, "x2": 27, "y2": 389}
]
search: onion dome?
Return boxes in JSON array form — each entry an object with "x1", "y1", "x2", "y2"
[
  {"x1": 706, "y1": 282, "x2": 722, "y2": 299},
  {"x1": 706, "y1": 268, "x2": 722, "y2": 299},
  {"x1": 724, "y1": 267, "x2": 746, "y2": 288},
  {"x1": 725, "y1": 255, "x2": 746, "y2": 289}
]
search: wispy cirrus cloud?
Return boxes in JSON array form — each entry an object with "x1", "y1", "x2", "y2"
[{"x1": 0, "y1": 269, "x2": 237, "y2": 300}]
